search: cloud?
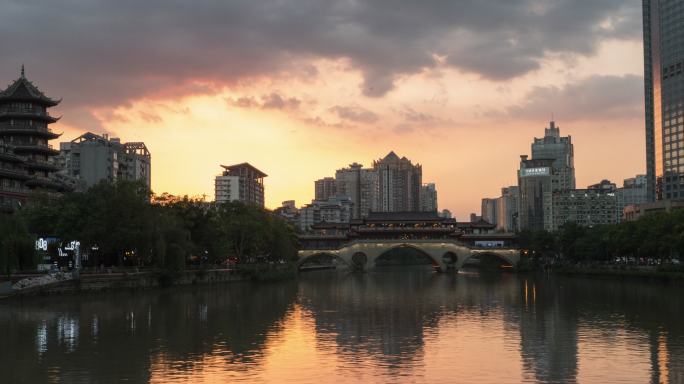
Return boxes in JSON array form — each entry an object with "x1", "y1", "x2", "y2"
[
  {"x1": 227, "y1": 93, "x2": 301, "y2": 110},
  {"x1": 400, "y1": 107, "x2": 437, "y2": 123},
  {"x1": 329, "y1": 105, "x2": 379, "y2": 123},
  {"x1": 261, "y1": 93, "x2": 301, "y2": 110},
  {"x1": 0, "y1": 0, "x2": 640, "y2": 128},
  {"x1": 506, "y1": 74, "x2": 644, "y2": 121}
]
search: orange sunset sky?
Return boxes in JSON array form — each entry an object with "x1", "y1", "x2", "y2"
[{"x1": 1, "y1": 1, "x2": 645, "y2": 219}]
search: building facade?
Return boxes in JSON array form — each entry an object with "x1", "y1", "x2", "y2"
[
  {"x1": 616, "y1": 175, "x2": 648, "y2": 221},
  {"x1": 215, "y1": 163, "x2": 266, "y2": 207},
  {"x1": 274, "y1": 200, "x2": 300, "y2": 228},
  {"x1": 334, "y1": 162, "x2": 378, "y2": 219},
  {"x1": 644, "y1": 0, "x2": 684, "y2": 201},
  {"x1": 551, "y1": 189, "x2": 618, "y2": 230},
  {"x1": 298, "y1": 196, "x2": 353, "y2": 232},
  {"x1": 58, "y1": 132, "x2": 151, "y2": 190},
  {"x1": 373, "y1": 151, "x2": 422, "y2": 212},
  {"x1": 531, "y1": 120, "x2": 575, "y2": 191},
  {"x1": 623, "y1": 199, "x2": 684, "y2": 221},
  {"x1": 481, "y1": 197, "x2": 498, "y2": 225},
  {"x1": 0, "y1": 67, "x2": 67, "y2": 211},
  {"x1": 497, "y1": 186, "x2": 519, "y2": 233},
  {"x1": 518, "y1": 156, "x2": 555, "y2": 231},
  {"x1": 314, "y1": 177, "x2": 337, "y2": 201},
  {"x1": 419, "y1": 183, "x2": 438, "y2": 212}
]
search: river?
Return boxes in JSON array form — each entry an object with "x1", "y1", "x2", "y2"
[{"x1": 1, "y1": 268, "x2": 683, "y2": 383}]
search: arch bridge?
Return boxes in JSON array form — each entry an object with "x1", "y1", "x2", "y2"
[{"x1": 298, "y1": 239, "x2": 520, "y2": 272}]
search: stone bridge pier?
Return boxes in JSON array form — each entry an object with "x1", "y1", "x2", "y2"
[{"x1": 298, "y1": 240, "x2": 520, "y2": 272}]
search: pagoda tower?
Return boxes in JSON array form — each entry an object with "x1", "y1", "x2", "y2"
[{"x1": 0, "y1": 66, "x2": 66, "y2": 202}]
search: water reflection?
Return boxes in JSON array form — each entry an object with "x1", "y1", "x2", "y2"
[{"x1": 0, "y1": 270, "x2": 682, "y2": 383}]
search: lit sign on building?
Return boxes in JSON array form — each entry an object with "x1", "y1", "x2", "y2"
[{"x1": 522, "y1": 167, "x2": 550, "y2": 177}]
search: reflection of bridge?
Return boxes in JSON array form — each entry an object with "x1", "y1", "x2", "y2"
[{"x1": 299, "y1": 239, "x2": 520, "y2": 272}]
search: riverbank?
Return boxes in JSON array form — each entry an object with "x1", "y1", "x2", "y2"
[
  {"x1": 1, "y1": 264, "x2": 297, "y2": 300},
  {"x1": 550, "y1": 264, "x2": 684, "y2": 282}
]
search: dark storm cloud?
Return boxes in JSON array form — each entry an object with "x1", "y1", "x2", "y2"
[
  {"x1": 507, "y1": 74, "x2": 644, "y2": 121},
  {"x1": 0, "y1": 0, "x2": 639, "y2": 127}
]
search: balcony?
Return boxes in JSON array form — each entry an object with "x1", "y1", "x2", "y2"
[
  {"x1": 25, "y1": 159, "x2": 60, "y2": 172},
  {"x1": 0, "y1": 123, "x2": 60, "y2": 139},
  {"x1": 0, "y1": 168, "x2": 30, "y2": 180},
  {"x1": 25, "y1": 175, "x2": 68, "y2": 191},
  {"x1": 0, "y1": 107, "x2": 57, "y2": 122},
  {"x1": 12, "y1": 144, "x2": 60, "y2": 156}
]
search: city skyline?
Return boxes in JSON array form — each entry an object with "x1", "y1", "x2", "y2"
[{"x1": 1, "y1": 1, "x2": 646, "y2": 220}]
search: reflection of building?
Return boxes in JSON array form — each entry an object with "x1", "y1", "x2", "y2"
[
  {"x1": 58, "y1": 132, "x2": 151, "y2": 190},
  {"x1": 335, "y1": 162, "x2": 378, "y2": 219},
  {"x1": 314, "y1": 177, "x2": 337, "y2": 200},
  {"x1": 518, "y1": 156, "x2": 555, "y2": 231},
  {"x1": 531, "y1": 120, "x2": 575, "y2": 191},
  {"x1": 373, "y1": 151, "x2": 422, "y2": 212},
  {"x1": 419, "y1": 183, "x2": 438, "y2": 212},
  {"x1": 644, "y1": 1, "x2": 684, "y2": 201},
  {"x1": 518, "y1": 279, "x2": 579, "y2": 383},
  {"x1": 215, "y1": 163, "x2": 266, "y2": 207},
  {"x1": 0, "y1": 67, "x2": 67, "y2": 210}
]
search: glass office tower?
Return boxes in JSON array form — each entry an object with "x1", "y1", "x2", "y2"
[{"x1": 644, "y1": 0, "x2": 684, "y2": 201}]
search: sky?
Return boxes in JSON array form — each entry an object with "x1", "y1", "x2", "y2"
[{"x1": 1, "y1": 0, "x2": 646, "y2": 220}]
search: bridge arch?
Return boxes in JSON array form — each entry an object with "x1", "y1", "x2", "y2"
[
  {"x1": 442, "y1": 251, "x2": 458, "y2": 267},
  {"x1": 461, "y1": 250, "x2": 516, "y2": 269},
  {"x1": 373, "y1": 244, "x2": 441, "y2": 269},
  {"x1": 298, "y1": 251, "x2": 349, "y2": 269},
  {"x1": 351, "y1": 252, "x2": 368, "y2": 270},
  {"x1": 299, "y1": 239, "x2": 519, "y2": 272}
]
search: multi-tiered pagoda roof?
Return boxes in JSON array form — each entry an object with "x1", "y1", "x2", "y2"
[{"x1": 0, "y1": 67, "x2": 67, "y2": 207}]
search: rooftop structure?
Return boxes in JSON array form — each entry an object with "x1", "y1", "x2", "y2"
[
  {"x1": 215, "y1": 162, "x2": 266, "y2": 207},
  {"x1": 0, "y1": 67, "x2": 68, "y2": 209},
  {"x1": 58, "y1": 132, "x2": 151, "y2": 190}
]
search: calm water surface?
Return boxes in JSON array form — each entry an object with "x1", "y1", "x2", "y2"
[{"x1": 1, "y1": 268, "x2": 683, "y2": 383}]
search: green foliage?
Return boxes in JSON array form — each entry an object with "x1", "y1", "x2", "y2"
[
  {"x1": 0, "y1": 214, "x2": 35, "y2": 275},
  {"x1": 13, "y1": 181, "x2": 298, "y2": 272},
  {"x1": 518, "y1": 209, "x2": 684, "y2": 264}
]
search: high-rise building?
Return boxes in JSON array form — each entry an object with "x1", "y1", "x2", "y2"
[
  {"x1": 0, "y1": 67, "x2": 67, "y2": 210},
  {"x1": 551, "y1": 189, "x2": 618, "y2": 230},
  {"x1": 215, "y1": 163, "x2": 266, "y2": 207},
  {"x1": 644, "y1": 0, "x2": 684, "y2": 201},
  {"x1": 531, "y1": 120, "x2": 575, "y2": 191},
  {"x1": 314, "y1": 177, "x2": 337, "y2": 201},
  {"x1": 373, "y1": 151, "x2": 422, "y2": 212},
  {"x1": 518, "y1": 156, "x2": 555, "y2": 231},
  {"x1": 497, "y1": 186, "x2": 519, "y2": 233},
  {"x1": 335, "y1": 162, "x2": 378, "y2": 219},
  {"x1": 419, "y1": 183, "x2": 438, "y2": 212},
  {"x1": 58, "y1": 132, "x2": 151, "y2": 190},
  {"x1": 481, "y1": 197, "x2": 498, "y2": 225}
]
